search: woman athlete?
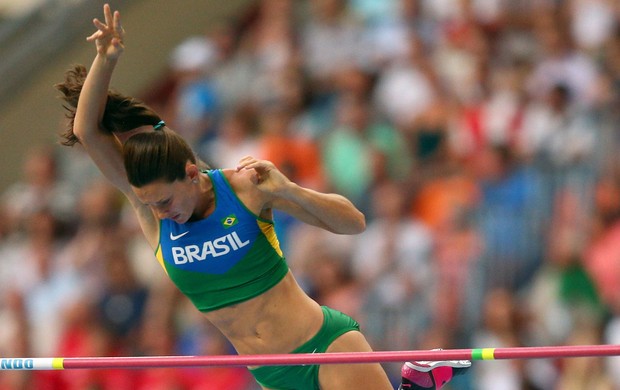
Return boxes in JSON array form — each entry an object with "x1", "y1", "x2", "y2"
[{"x1": 56, "y1": 4, "x2": 469, "y2": 389}]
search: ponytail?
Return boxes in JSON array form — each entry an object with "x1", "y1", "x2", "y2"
[{"x1": 55, "y1": 64, "x2": 161, "y2": 146}]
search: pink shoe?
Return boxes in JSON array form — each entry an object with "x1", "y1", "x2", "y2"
[{"x1": 398, "y1": 355, "x2": 471, "y2": 389}]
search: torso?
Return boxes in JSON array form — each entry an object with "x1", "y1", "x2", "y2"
[{"x1": 156, "y1": 169, "x2": 323, "y2": 355}]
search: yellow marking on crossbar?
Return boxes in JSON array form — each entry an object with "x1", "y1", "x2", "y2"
[
  {"x1": 52, "y1": 358, "x2": 64, "y2": 369},
  {"x1": 481, "y1": 348, "x2": 495, "y2": 360}
]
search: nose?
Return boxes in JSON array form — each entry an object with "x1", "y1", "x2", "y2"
[{"x1": 154, "y1": 206, "x2": 171, "y2": 220}]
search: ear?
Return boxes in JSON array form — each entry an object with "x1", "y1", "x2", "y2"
[{"x1": 186, "y1": 162, "x2": 200, "y2": 182}]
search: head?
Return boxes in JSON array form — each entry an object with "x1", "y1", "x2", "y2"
[
  {"x1": 23, "y1": 145, "x2": 58, "y2": 188},
  {"x1": 124, "y1": 127, "x2": 203, "y2": 223},
  {"x1": 57, "y1": 64, "x2": 205, "y2": 223}
]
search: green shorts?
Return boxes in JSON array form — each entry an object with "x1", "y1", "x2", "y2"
[{"x1": 249, "y1": 306, "x2": 360, "y2": 390}]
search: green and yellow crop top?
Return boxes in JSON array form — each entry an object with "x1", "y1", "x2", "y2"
[{"x1": 155, "y1": 169, "x2": 289, "y2": 312}]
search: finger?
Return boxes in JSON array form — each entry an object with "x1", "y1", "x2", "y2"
[
  {"x1": 92, "y1": 18, "x2": 107, "y2": 31},
  {"x1": 236, "y1": 162, "x2": 249, "y2": 172},
  {"x1": 241, "y1": 161, "x2": 267, "y2": 171},
  {"x1": 236, "y1": 162, "x2": 260, "y2": 172},
  {"x1": 113, "y1": 10, "x2": 123, "y2": 35},
  {"x1": 86, "y1": 30, "x2": 101, "y2": 41},
  {"x1": 236, "y1": 156, "x2": 255, "y2": 170},
  {"x1": 103, "y1": 3, "x2": 113, "y2": 27}
]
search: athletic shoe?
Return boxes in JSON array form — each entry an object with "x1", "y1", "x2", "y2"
[{"x1": 398, "y1": 354, "x2": 471, "y2": 389}]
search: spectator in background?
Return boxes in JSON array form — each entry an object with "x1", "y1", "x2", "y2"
[
  {"x1": 201, "y1": 105, "x2": 260, "y2": 169},
  {"x1": 0, "y1": 290, "x2": 30, "y2": 390},
  {"x1": 321, "y1": 93, "x2": 412, "y2": 211},
  {"x1": 583, "y1": 173, "x2": 620, "y2": 309},
  {"x1": 168, "y1": 35, "x2": 221, "y2": 150},
  {"x1": 305, "y1": 246, "x2": 363, "y2": 322},
  {"x1": 471, "y1": 144, "x2": 545, "y2": 291},
  {"x1": 351, "y1": 180, "x2": 434, "y2": 354},
  {"x1": 348, "y1": 0, "x2": 413, "y2": 68},
  {"x1": 266, "y1": 64, "x2": 326, "y2": 140},
  {"x1": 257, "y1": 104, "x2": 325, "y2": 190},
  {"x1": 209, "y1": 20, "x2": 258, "y2": 111},
  {"x1": 430, "y1": 1, "x2": 491, "y2": 106},
  {"x1": 526, "y1": 10, "x2": 599, "y2": 108},
  {"x1": 410, "y1": 160, "x2": 479, "y2": 236},
  {"x1": 96, "y1": 239, "x2": 149, "y2": 353},
  {"x1": 554, "y1": 323, "x2": 614, "y2": 389},
  {"x1": 520, "y1": 84, "x2": 598, "y2": 172},
  {"x1": 59, "y1": 179, "x2": 124, "y2": 295},
  {"x1": 568, "y1": 0, "x2": 617, "y2": 54},
  {"x1": 3, "y1": 209, "x2": 83, "y2": 358},
  {"x1": 430, "y1": 201, "x2": 483, "y2": 339},
  {"x1": 242, "y1": 0, "x2": 300, "y2": 109},
  {"x1": 373, "y1": 33, "x2": 437, "y2": 129},
  {"x1": 283, "y1": 214, "x2": 357, "y2": 295},
  {"x1": 519, "y1": 82, "x2": 600, "y2": 220},
  {"x1": 1, "y1": 145, "x2": 76, "y2": 234},
  {"x1": 472, "y1": 288, "x2": 526, "y2": 390},
  {"x1": 301, "y1": 0, "x2": 367, "y2": 93},
  {"x1": 399, "y1": 96, "x2": 452, "y2": 171},
  {"x1": 46, "y1": 298, "x2": 130, "y2": 390},
  {"x1": 448, "y1": 63, "x2": 528, "y2": 162}
]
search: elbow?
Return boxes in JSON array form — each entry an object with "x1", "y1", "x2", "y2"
[
  {"x1": 337, "y1": 210, "x2": 365, "y2": 235},
  {"x1": 354, "y1": 211, "x2": 366, "y2": 234},
  {"x1": 72, "y1": 128, "x2": 85, "y2": 143},
  {"x1": 60, "y1": 127, "x2": 82, "y2": 147},
  {"x1": 71, "y1": 121, "x2": 88, "y2": 142},
  {"x1": 72, "y1": 123, "x2": 105, "y2": 144}
]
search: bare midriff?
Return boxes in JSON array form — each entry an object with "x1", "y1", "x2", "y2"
[{"x1": 203, "y1": 271, "x2": 324, "y2": 356}]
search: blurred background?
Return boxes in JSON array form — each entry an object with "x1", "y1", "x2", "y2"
[{"x1": 1, "y1": 0, "x2": 620, "y2": 389}]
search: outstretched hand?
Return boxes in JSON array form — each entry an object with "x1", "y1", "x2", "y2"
[
  {"x1": 236, "y1": 156, "x2": 292, "y2": 196},
  {"x1": 87, "y1": 3, "x2": 125, "y2": 60}
]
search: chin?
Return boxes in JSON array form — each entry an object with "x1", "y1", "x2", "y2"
[{"x1": 171, "y1": 214, "x2": 186, "y2": 223}]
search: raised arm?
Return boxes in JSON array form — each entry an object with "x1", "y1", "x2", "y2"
[
  {"x1": 235, "y1": 156, "x2": 366, "y2": 234},
  {"x1": 72, "y1": 4, "x2": 130, "y2": 192},
  {"x1": 63, "y1": 4, "x2": 159, "y2": 247}
]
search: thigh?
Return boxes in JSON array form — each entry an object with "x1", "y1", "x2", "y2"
[{"x1": 318, "y1": 330, "x2": 393, "y2": 390}]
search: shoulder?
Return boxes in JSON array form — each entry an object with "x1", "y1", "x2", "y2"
[
  {"x1": 220, "y1": 168, "x2": 250, "y2": 188},
  {"x1": 219, "y1": 168, "x2": 270, "y2": 212},
  {"x1": 219, "y1": 168, "x2": 259, "y2": 198}
]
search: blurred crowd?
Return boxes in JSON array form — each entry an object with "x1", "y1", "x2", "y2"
[{"x1": 1, "y1": 0, "x2": 620, "y2": 388}]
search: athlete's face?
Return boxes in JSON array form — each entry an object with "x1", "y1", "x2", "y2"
[{"x1": 133, "y1": 178, "x2": 194, "y2": 223}]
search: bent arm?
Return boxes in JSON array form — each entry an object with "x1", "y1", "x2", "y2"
[
  {"x1": 234, "y1": 157, "x2": 365, "y2": 235},
  {"x1": 271, "y1": 184, "x2": 366, "y2": 234}
]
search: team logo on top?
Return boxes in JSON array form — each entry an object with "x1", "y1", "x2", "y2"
[
  {"x1": 222, "y1": 214, "x2": 238, "y2": 228},
  {"x1": 171, "y1": 231, "x2": 250, "y2": 265}
]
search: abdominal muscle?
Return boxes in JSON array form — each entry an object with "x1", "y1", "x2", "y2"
[{"x1": 202, "y1": 271, "x2": 324, "y2": 356}]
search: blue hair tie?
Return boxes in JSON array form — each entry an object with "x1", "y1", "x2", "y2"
[{"x1": 153, "y1": 120, "x2": 165, "y2": 130}]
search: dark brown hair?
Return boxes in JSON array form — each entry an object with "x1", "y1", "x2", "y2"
[
  {"x1": 56, "y1": 64, "x2": 203, "y2": 187},
  {"x1": 55, "y1": 64, "x2": 162, "y2": 146},
  {"x1": 123, "y1": 129, "x2": 196, "y2": 187}
]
